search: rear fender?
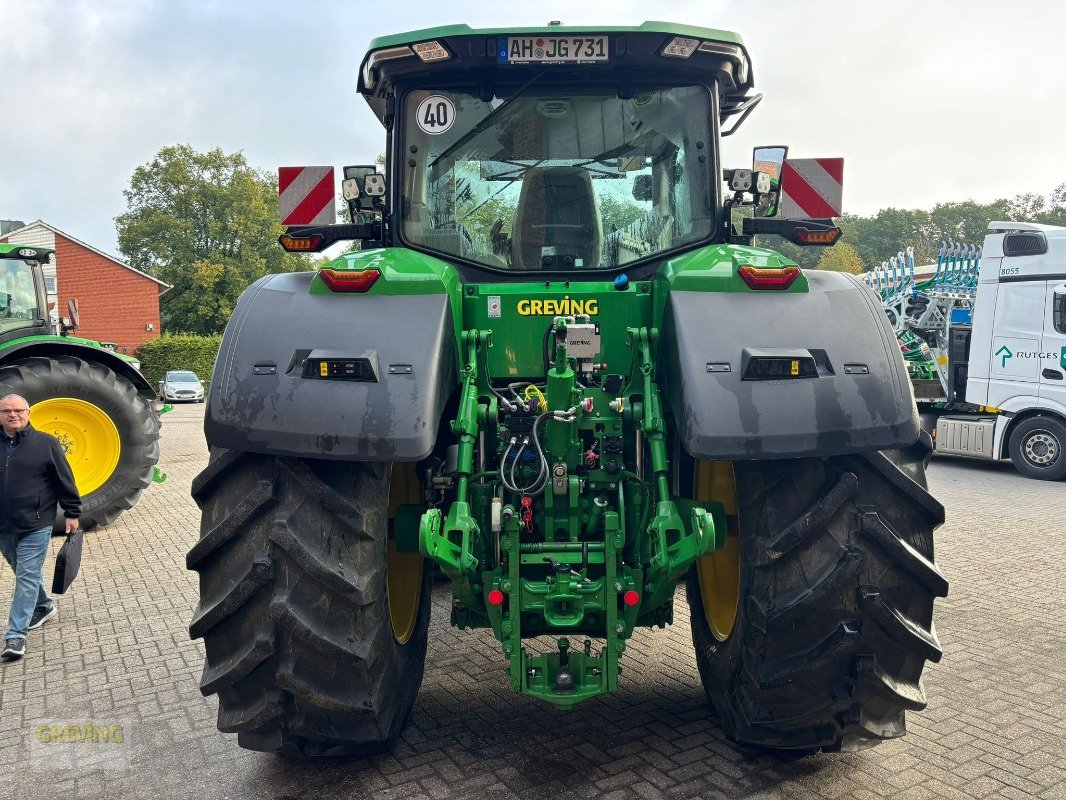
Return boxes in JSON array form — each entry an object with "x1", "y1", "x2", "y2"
[
  {"x1": 0, "y1": 340, "x2": 155, "y2": 398},
  {"x1": 663, "y1": 271, "x2": 919, "y2": 459},
  {"x1": 205, "y1": 272, "x2": 457, "y2": 461}
]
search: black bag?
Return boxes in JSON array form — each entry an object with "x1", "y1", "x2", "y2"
[{"x1": 51, "y1": 528, "x2": 84, "y2": 594}]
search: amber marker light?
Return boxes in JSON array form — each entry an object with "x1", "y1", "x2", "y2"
[
  {"x1": 795, "y1": 227, "x2": 842, "y2": 245},
  {"x1": 279, "y1": 233, "x2": 324, "y2": 252}
]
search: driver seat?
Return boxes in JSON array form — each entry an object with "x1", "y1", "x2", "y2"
[{"x1": 512, "y1": 167, "x2": 601, "y2": 270}]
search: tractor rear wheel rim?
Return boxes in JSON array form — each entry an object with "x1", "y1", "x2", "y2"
[
  {"x1": 31, "y1": 397, "x2": 121, "y2": 495},
  {"x1": 695, "y1": 461, "x2": 741, "y2": 642},
  {"x1": 387, "y1": 463, "x2": 424, "y2": 644}
]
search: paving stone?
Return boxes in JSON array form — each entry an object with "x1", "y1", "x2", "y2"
[{"x1": 0, "y1": 404, "x2": 1063, "y2": 799}]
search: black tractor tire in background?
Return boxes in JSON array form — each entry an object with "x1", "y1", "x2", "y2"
[
  {"x1": 1007, "y1": 415, "x2": 1066, "y2": 481},
  {"x1": 188, "y1": 450, "x2": 432, "y2": 756},
  {"x1": 0, "y1": 355, "x2": 159, "y2": 530},
  {"x1": 688, "y1": 434, "x2": 948, "y2": 751}
]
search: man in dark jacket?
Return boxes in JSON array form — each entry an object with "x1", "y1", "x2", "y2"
[{"x1": 0, "y1": 393, "x2": 80, "y2": 662}]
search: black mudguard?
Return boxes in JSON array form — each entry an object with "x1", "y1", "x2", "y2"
[
  {"x1": 663, "y1": 270, "x2": 918, "y2": 459},
  {"x1": 205, "y1": 272, "x2": 457, "y2": 461},
  {"x1": 0, "y1": 340, "x2": 155, "y2": 398}
]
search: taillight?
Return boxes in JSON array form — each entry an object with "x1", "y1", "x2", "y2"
[
  {"x1": 319, "y1": 268, "x2": 381, "y2": 293},
  {"x1": 738, "y1": 265, "x2": 801, "y2": 290}
]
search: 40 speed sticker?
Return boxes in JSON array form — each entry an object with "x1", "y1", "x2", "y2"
[{"x1": 416, "y1": 95, "x2": 455, "y2": 135}]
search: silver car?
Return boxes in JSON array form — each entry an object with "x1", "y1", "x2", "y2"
[{"x1": 159, "y1": 370, "x2": 205, "y2": 403}]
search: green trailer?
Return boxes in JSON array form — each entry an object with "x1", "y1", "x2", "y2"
[
  {"x1": 0, "y1": 243, "x2": 160, "y2": 528},
  {"x1": 189, "y1": 22, "x2": 947, "y2": 756}
]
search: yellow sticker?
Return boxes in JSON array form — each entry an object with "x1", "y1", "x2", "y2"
[
  {"x1": 319, "y1": 361, "x2": 328, "y2": 377},
  {"x1": 516, "y1": 297, "x2": 599, "y2": 316},
  {"x1": 791, "y1": 360, "x2": 800, "y2": 376}
]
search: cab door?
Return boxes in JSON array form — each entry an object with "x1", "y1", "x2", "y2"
[
  {"x1": 1041, "y1": 282, "x2": 1066, "y2": 411},
  {"x1": 987, "y1": 279, "x2": 1046, "y2": 408}
]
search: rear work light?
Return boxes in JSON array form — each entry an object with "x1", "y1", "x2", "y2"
[
  {"x1": 412, "y1": 40, "x2": 451, "y2": 62},
  {"x1": 319, "y1": 268, "x2": 381, "y2": 293},
  {"x1": 362, "y1": 45, "x2": 415, "y2": 89},
  {"x1": 661, "y1": 37, "x2": 699, "y2": 58},
  {"x1": 738, "y1": 265, "x2": 801, "y2": 290}
]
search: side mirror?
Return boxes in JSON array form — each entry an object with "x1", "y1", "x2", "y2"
[
  {"x1": 0, "y1": 291, "x2": 9, "y2": 314},
  {"x1": 752, "y1": 145, "x2": 788, "y2": 217},
  {"x1": 342, "y1": 165, "x2": 386, "y2": 219},
  {"x1": 632, "y1": 174, "x2": 653, "y2": 202},
  {"x1": 200, "y1": 379, "x2": 206, "y2": 385}
]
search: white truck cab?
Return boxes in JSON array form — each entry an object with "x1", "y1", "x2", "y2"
[{"x1": 938, "y1": 222, "x2": 1066, "y2": 479}]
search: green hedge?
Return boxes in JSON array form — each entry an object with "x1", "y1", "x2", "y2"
[{"x1": 136, "y1": 333, "x2": 222, "y2": 389}]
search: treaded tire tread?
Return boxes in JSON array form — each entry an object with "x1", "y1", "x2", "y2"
[
  {"x1": 688, "y1": 434, "x2": 947, "y2": 751},
  {"x1": 0, "y1": 356, "x2": 160, "y2": 530},
  {"x1": 189, "y1": 450, "x2": 431, "y2": 756}
]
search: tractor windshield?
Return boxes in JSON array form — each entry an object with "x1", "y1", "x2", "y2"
[
  {"x1": 0, "y1": 259, "x2": 40, "y2": 333},
  {"x1": 401, "y1": 85, "x2": 714, "y2": 272}
]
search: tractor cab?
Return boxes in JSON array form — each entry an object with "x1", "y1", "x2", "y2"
[
  {"x1": 398, "y1": 84, "x2": 714, "y2": 273},
  {"x1": 0, "y1": 244, "x2": 50, "y2": 338},
  {"x1": 347, "y1": 23, "x2": 761, "y2": 279}
]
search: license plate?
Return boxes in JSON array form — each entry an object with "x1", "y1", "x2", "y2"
[{"x1": 499, "y1": 36, "x2": 609, "y2": 65}]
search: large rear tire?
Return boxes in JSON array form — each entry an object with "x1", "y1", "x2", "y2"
[
  {"x1": 687, "y1": 435, "x2": 948, "y2": 751},
  {"x1": 0, "y1": 355, "x2": 159, "y2": 530},
  {"x1": 188, "y1": 450, "x2": 431, "y2": 756}
]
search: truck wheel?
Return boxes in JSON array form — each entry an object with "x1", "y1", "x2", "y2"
[
  {"x1": 188, "y1": 451, "x2": 431, "y2": 756},
  {"x1": 687, "y1": 434, "x2": 948, "y2": 751},
  {"x1": 0, "y1": 355, "x2": 159, "y2": 530},
  {"x1": 1007, "y1": 416, "x2": 1066, "y2": 480}
]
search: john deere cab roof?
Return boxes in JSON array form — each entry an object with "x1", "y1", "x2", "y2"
[
  {"x1": 0, "y1": 242, "x2": 53, "y2": 262},
  {"x1": 357, "y1": 21, "x2": 754, "y2": 125}
]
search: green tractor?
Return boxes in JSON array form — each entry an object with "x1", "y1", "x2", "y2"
[
  {"x1": 0, "y1": 243, "x2": 160, "y2": 529},
  {"x1": 190, "y1": 22, "x2": 947, "y2": 756}
]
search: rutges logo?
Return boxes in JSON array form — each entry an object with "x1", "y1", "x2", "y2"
[
  {"x1": 995, "y1": 344, "x2": 1060, "y2": 369},
  {"x1": 516, "y1": 297, "x2": 599, "y2": 316}
]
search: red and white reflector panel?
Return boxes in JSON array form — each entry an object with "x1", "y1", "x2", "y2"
[
  {"x1": 279, "y1": 166, "x2": 335, "y2": 226},
  {"x1": 778, "y1": 158, "x2": 843, "y2": 220}
]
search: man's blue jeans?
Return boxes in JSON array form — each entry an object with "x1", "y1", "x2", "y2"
[{"x1": 0, "y1": 526, "x2": 54, "y2": 639}]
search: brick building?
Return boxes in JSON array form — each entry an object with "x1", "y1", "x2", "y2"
[{"x1": 0, "y1": 220, "x2": 170, "y2": 353}]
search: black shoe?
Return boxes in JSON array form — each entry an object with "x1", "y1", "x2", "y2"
[
  {"x1": 28, "y1": 605, "x2": 58, "y2": 630},
  {"x1": 2, "y1": 638, "x2": 26, "y2": 661}
]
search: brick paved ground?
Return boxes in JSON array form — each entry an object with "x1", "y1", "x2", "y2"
[{"x1": 1, "y1": 403, "x2": 1063, "y2": 799}]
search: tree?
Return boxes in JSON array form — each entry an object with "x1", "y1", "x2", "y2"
[
  {"x1": 1035, "y1": 182, "x2": 1066, "y2": 226},
  {"x1": 839, "y1": 207, "x2": 934, "y2": 268},
  {"x1": 116, "y1": 145, "x2": 307, "y2": 334},
  {"x1": 815, "y1": 241, "x2": 864, "y2": 273},
  {"x1": 598, "y1": 193, "x2": 646, "y2": 234}
]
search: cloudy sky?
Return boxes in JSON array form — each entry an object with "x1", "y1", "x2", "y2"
[{"x1": 2, "y1": 0, "x2": 1064, "y2": 257}]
